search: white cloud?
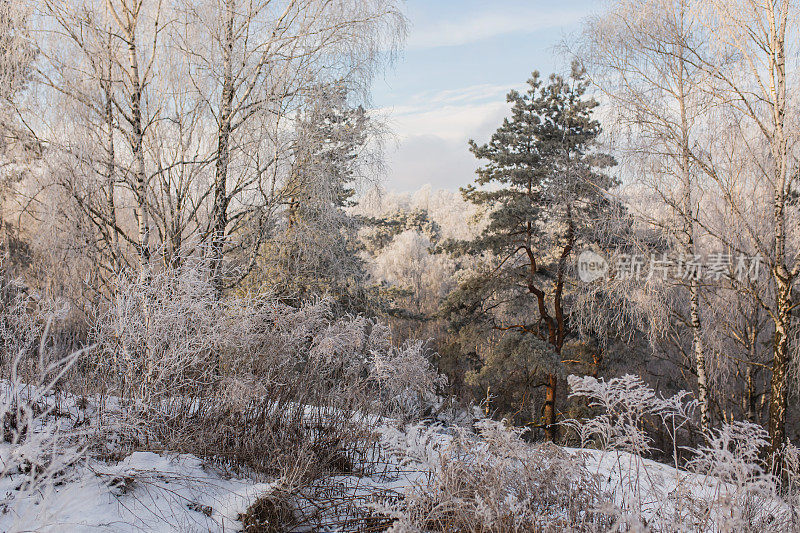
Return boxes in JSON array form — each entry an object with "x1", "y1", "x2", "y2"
[
  {"x1": 372, "y1": 3, "x2": 595, "y2": 192},
  {"x1": 380, "y1": 84, "x2": 519, "y2": 141},
  {"x1": 385, "y1": 135, "x2": 476, "y2": 191},
  {"x1": 387, "y1": 100, "x2": 509, "y2": 141},
  {"x1": 400, "y1": 84, "x2": 513, "y2": 108},
  {"x1": 408, "y1": 9, "x2": 586, "y2": 50},
  {"x1": 379, "y1": 84, "x2": 518, "y2": 191}
]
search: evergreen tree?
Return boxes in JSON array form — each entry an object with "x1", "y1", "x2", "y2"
[
  {"x1": 361, "y1": 208, "x2": 441, "y2": 256},
  {"x1": 259, "y1": 85, "x2": 373, "y2": 312},
  {"x1": 444, "y1": 64, "x2": 617, "y2": 439}
]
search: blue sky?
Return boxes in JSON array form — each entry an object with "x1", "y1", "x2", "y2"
[{"x1": 373, "y1": 0, "x2": 599, "y2": 192}]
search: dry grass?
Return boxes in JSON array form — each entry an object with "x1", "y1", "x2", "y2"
[{"x1": 386, "y1": 420, "x2": 612, "y2": 532}]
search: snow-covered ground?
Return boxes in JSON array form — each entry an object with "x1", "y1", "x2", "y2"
[
  {"x1": 3, "y1": 451, "x2": 274, "y2": 532},
  {"x1": 0, "y1": 383, "x2": 410, "y2": 532},
  {"x1": 1, "y1": 382, "x2": 791, "y2": 532},
  {"x1": 0, "y1": 437, "x2": 716, "y2": 532}
]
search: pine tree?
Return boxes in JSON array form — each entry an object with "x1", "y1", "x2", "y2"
[
  {"x1": 444, "y1": 64, "x2": 617, "y2": 440},
  {"x1": 260, "y1": 85, "x2": 375, "y2": 313}
]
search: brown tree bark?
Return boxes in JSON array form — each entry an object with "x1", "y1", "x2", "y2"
[
  {"x1": 525, "y1": 208, "x2": 574, "y2": 442},
  {"x1": 543, "y1": 373, "x2": 558, "y2": 441}
]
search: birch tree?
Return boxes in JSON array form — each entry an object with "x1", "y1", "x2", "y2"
[
  {"x1": 105, "y1": 0, "x2": 160, "y2": 271},
  {"x1": 578, "y1": 0, "x2": 716, "y2": 432},
  {"x1": 37, "y1": 0, "x2": 165, "y2": 275},
  {"x1": 0, "y1": 0, "x2": 38, "y2": 259},
  {"x1": 173, "y1": 0, "x2": 405, "y2": 295},
  {"x1": 686, "y1": 0, "x2": 800, "y2": 455},
  {"x1": 580, "y1": 0, "x2": 800, "y2": 453},
  {"x1": 35, "y1": 0, "x2": 404, "y2": 291}
]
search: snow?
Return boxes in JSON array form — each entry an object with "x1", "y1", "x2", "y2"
[
  {"x1": 1, "y1": 449, "x2": 275, "y2": 532},
  {"x1": 0, "y1": 383, "x2": 784, "y2": 532},
  {"x1": 0, "y1": 441, "x2": 715, "y2": 532},
  {"x1": 568, "y1": 447, "x2": 790, "y2": 529}
]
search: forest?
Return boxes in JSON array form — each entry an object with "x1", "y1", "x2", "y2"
[{"x1": 0, "y1": 0, "x2": 799, "y2": 531}]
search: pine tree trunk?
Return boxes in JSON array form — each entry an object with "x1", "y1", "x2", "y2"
[
  {"x1": 591, "y1": 346, "x2": 602, "y2": 378},
  {"x1": 745, "y1": 362, "x2": 755, "y2": 423},
  {"x1": 544, "y1": 373, "x2": 557, "y2": 441}
]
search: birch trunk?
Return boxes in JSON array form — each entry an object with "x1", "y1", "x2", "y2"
[
  {"x1": 211, "y1": 0, "x2": 235, "y2": 298},
  {"x1": 766, "y1": 2, "x2": 790, "y2": 457},
  {"x1": 128, "y1": 40, "x2": 149, "y2": 272},
  {"x1": 104, "y1": 31, "x2": 120, "y2": 272},
  {"x1": 107, "y1": 0, "x2": 150, "y2": 272},
  {"x1": 677, "y1": 31, "x2": 711, "y2": 434}
]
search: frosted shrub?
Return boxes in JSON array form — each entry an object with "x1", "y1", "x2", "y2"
[
  {"x1": 783, "y1": 444, "x2": 800, "y2": 531},
  {"x1": 384, "y1": 419, "x2": 610, "y2": 532},
  {"x1": 0, "y1": 344, "x2": 88, "y2": 531},
  {"x1": 0, "y1": 288, "x2": 39, "y2": 368},
  {"x1": 565, "y1": 374, "x2": 796, "y2": 532},
  {"x1": 565, "y1": 374, "x2": 712, "y2": 530},
  {"x1": 91, "y1": 264, "x2": 445, "y2": 475},
  {"x1": 94, "y1": 266, "x2": 444, "y2": 414},
  {"x1": 93, "y1": 268, "x2": 219, "y2": 406},
  {"x1": 685, "y1": 422, "x2": 787, "y2": 531},
  {"x1": 565, "y1": 374, "x2": 695, "y2": 456},
  {"x1": 308, "y1": 313, "x2": 378, "y2": 392},
  {"x1": 372, "y1": 339, "x2": 446, "y2": 419},
  {"x1": 0, "y1": 281, "x2": 72, "y2": 383}
]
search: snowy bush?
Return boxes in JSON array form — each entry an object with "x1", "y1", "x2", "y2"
[
  {"x1": 0, "y1": 280, "x2": 72, "y2": 384},
  {"x1": 0, "y1": 287, "x2": 40, "y2": 369},
  {"x1": 681, "y1": 422, "x2": 788, "y2": 531},
  {"x1": 372, "y1": 339, "x2": 446, "y2": 419},
  {"x1": 565, "y1": 373, "x2": 797, "y2": 531},
  {"x1": 565, "y1": 374, "x2": 696, "y2": 456},
  {"x1": 89, "y1": 264, "x2": 445, "y2": 475},
  {"x1": 383, "y1": 419, "x2": 611, "y2": 532},
  {"x1": 0, "y1": 342, "x2": 88, "y2": 530},
  {"x1": 92, "y1": 268, "x2": 219, "y2": 406}
]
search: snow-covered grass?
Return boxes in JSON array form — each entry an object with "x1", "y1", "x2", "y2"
[
  {"x1": 564, "y1": 374, "x2": 800, "y2": 532},
  {"x1": 3, "y1": 384, "x2": 799, "y2": 532},
  {"x1": 0, "y1": 379, "x2": 416, "y2": 532},
  {"x1": 0, "y1": 268, "x2": 447, "y2": 532},
  {"x1": 2, "y1": 271, "x2": 799, "y2": 532}
]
